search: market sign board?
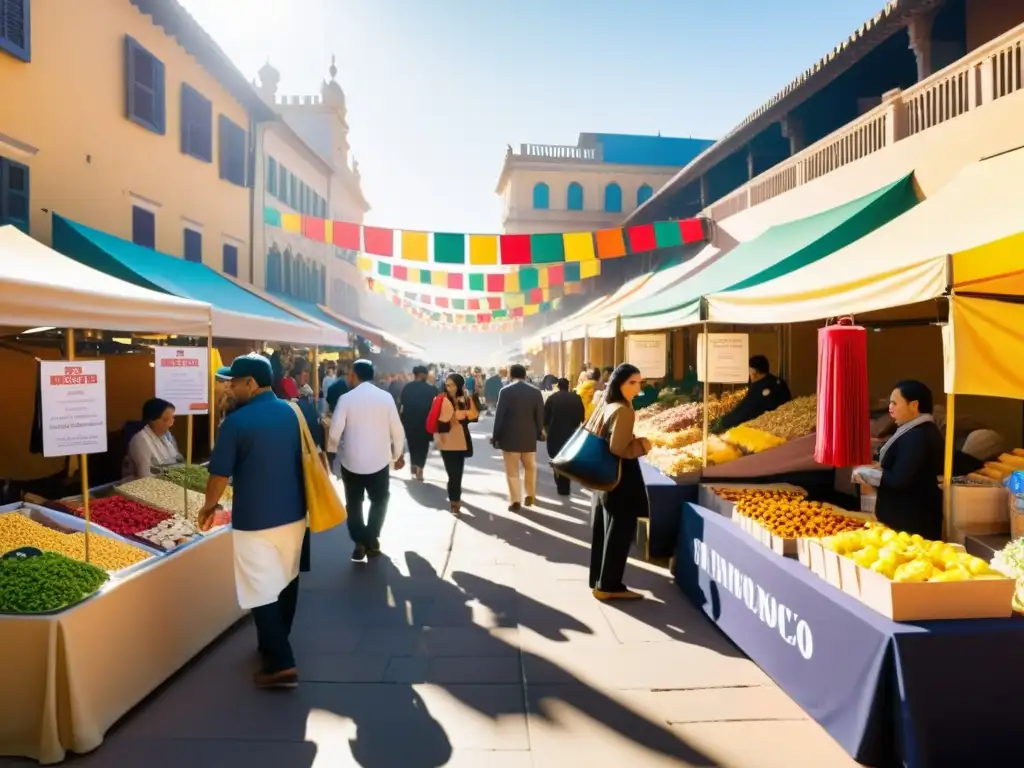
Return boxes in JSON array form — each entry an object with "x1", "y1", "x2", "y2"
[
  {"x1": 625, "y1": 333, "x2": 667, "y2": 379},
  {"x1": 40, "y1": 360, "x2": 108, "y2": 458},
  {"x1": 155, "y1": 346, "x2": 209, "y2": 415},
  {"x1": 697, "y1": 333, "x2": 750, "y2": 384}
]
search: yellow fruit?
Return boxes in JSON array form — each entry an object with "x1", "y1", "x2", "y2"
[
  {"x1": 853, "y1": 546, "x2": 880, "y2": 567},
  {"x1": 894, "y1": 560, "x2": 933, "y2": 582},
  {"x1": 930, "y1": 568, "x2": 969, "y2": 582},
  {"x1": 964, "y1": 556, "x2": 992, "y2": 576},
  {"x1": 871, "y1": 559, "x2": 899, "y2": 579}
]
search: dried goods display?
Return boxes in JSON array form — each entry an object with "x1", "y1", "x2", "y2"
[
  {"x1": 991, "y1": 537, "x2": 1024, "y2": 611},
  {"x1": 0, "y1": 513, "x2": 151, "y2": 571},
  {"x1": 134, "y1": 518, "x2": 200, "y2": 551},
  {"x1": 69, "y1": 496, "x2": 170, "y2": 537},
  {"x1": 723, "y1": 488, "x2": 866, "y2": 538},
  {"x1": 118, "y1": 477, "x2": 206, "y2": 524},
  {"x1": 646, "y1": 437, "x2": 743, "y2": 477},
  {"x1": 721, "y1": 425, "x2": 787, "y2": 454},
  {"x1": 160, "y1": 464, "x2": 232, "y2": 501},
  {"x1": 822, "y1": 527, "x2": 1007, "y2": 582},
  {"x1": 0, "y1": 552, "x2": 110, "y2": 614},
  {"x1": 740, "y1": 395, "x2": 817, "y2": 441},
  {"x1": 645, "y1": 426, "x2": 701, "y2": 449}
]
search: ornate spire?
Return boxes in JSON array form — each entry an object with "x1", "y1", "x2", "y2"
[
  {"x1": 329, "y1": 54, "x2": 338, "y2": 82},
  {"x1": 257, "y1": 58, "x2": 280, "y2": 99}
]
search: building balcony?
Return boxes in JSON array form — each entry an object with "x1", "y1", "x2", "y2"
[
  {"x1": 511, "y1": 143, "x2": 603, "y2": 162},
  {"x1": 704, "y1": 21, "x2": 1024, "y2": 222}
]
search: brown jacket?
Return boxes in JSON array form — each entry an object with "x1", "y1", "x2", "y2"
[
  {"x1": 592, "y1": 402, "x2": 648, "y2": 459},
  {"x1": 435, "y1": 395, "x2": 478, "y2": 452}
]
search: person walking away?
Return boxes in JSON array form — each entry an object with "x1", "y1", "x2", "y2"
[
  {"x1": 491, "y1": 364, "x2": 544, "y2": 511},
  {"x1": 436, "y1": 373, "x2": 478, "y2": 514},
  {"x1": 401, "y1": 366, "x2": 437, "y2": 480},
  {"x1": 197, "y1": 354, "x2": 308, "y2": 689},
  {"x1": 589, "y1": 363, "x2": 652, "y2": 601},
  {"x1": 319, "y1": 361, "x2": 338, "y2": 417},
  {"x1": 484, "y1": 369, "x2": 504, "y2": 413},
  {"x1": 544, "y1": 378, "x2": 586, "y2": 496},
  {"x1": 330, "y1": 359, "x2": 406, "y2": 561}
]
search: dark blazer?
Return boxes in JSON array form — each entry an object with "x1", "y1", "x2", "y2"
[
  {"x1": 544, "y1": 390, "x2": 585, "y2": 459},
  {"x1": 492, "y1": 380, "x2": 544, "y2": 453},
  {"x1": 876, "y1": 420, "x2": 944, "y2": 540}
]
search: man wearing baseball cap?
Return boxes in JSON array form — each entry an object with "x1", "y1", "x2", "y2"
[{"x1": 199, "y1": 353, "x2": 307, "y2": 689}]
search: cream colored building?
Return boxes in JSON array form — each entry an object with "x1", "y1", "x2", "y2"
[{"x1": 495, "y1": 133, "x2": 714, "y2": 234}]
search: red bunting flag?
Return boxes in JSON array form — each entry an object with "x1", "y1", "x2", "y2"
[
  {"x1": 499, "y1": 234, "x2": 532, "y2": 265},
  {"x1": 486, "y1": 297, "x2": 501, "y2": 310},
  {"x1": 447, "y1": 272, "x2": 464, "y2": 290},
  {"x1": 332, "y1": 221, "x2": 361, "y2": 250},
  {"x1": 626, "y1": 224, "x2": 657, "y2": 253},
  {"x1": 486, "y1": 273, "x2": 504, "y2": 292},
  {"x1": 680, "y1": 218, "x2": 705, "y2": 244},
  {"x1": 392, "y1": 265, "x2": 408, "y2": 281},
  {"x1": 468, "y1": 298, "x2": 480, "y2": 310},
  {"x1": 363, "y1": 226, "x2": 394, "y2": 257},
  {"x1": 302, "y1": 216, "x2": 326, "y2": 242},
  {"x1": 436, "y1": 297, "x2": 450, "y2": 308},
  {"x1": 547, "y1": 265, "x2": 565, "y2": 286},
  {"x1": 528, "y1": 288, "x2": 543, "y2": 303}
]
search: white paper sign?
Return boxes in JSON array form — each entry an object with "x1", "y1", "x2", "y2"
[
  {"x1": 697, "y1": 333, "x2": 750, "y2": 384},
  {"x1": 625, "y1": 334, "x2": 667, "y2": 379},
  {"x1": 40, "y1": 360, "x2": 108, "y2": 457},
  {"x1": 155, "y1": 346, "x2": 209, "y2": 414}
]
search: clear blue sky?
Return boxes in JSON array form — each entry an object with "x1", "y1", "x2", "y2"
[{"x1": 181, "y1": 0, "x2": 888, "y2": 235}]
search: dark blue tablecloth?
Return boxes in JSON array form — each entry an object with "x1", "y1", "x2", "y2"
[
  {"x1": 676, "y1": 503, "x2": 1024, "y2": 768},
  {"x1": 640, "y1": 459, "x2": 696, "y2": 559}
]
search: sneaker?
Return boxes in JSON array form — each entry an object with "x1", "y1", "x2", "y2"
[
  {"x1": 524, "y1": 496, "x2": 535, "y2": 507},
  {"x1": 508, "y1": 502, "x2": 521, "y2": 513},
  {"x1": 593, "y1": 588, "x2": 643, "y2": 601},
  {"x1": 254, "y1": 667, "x2": 299, "y2": 689},
  {"x1": 366, "y1": 539, "x2": 382, "y2": 557},
  {"x1": 351, "y1": 544, "x2": 367, "y2": 561}
]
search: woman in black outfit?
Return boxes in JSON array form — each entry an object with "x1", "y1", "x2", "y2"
[
  {"x1": 869, "y1": 380, "x2": 944, "y2": 540},
  {"x1": 544, "y1": 378, "x2": 585, "y2": 496},
  {"x1": 589, "y1": 363, "x2": 652, "y2": 601}
]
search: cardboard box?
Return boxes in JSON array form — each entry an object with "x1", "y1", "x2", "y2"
[
  {"x1": 797, "y1": 538, "x2": 814, "y2": 567},
  {"x1": 855, "y1": 565, "x2": 1015, "y2": 621},
  {"x1": 821, "y1": 547, "x2": 844, "y2": 589},
  {"x1": 770, "y1": 533, "x2": 798, "y2": 557},
  {"x1": 807, "y1": 540, "x2": 829, "y2": 581},
  {"x1": 951, "y1": 484, "x2": 1008, "y2": 527},
  {"x1": 699, "y1": 483, "x2": 805, "y2": 521},
  {"x1": 838, "y1": 555, "x2": 864, "y2": 598}
]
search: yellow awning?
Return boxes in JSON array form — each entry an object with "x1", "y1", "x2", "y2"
[
  {"x1": 944, "y1": 295, "x2": 1024, "y2": 399},
  {"x1": 704, "y1": 148, "x2": 1024, "y2": 325}
]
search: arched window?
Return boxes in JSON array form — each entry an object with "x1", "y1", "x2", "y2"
[
  {"x1": 604, "y1": 182, "x2": 622, "y2": 213},
  {"x1": 283, "y1": 248, "x2": 294, "y2": 296},
  {"x1": 637, "y1": 184, "x2": 654, "y2": 207},
  {"x1": 266, "y1": 245, "x2": 282, "y2": 292},
  {"x1": 566, "y1": 182, "x2": 584, "y2": 211},
  {"x1": 532, "y1": 182, "x2": 550, "y2": 210}
]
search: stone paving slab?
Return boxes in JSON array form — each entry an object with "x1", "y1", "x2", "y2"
[{"x1": 1, "y1": 421, "x2": 860, "y2": 767}]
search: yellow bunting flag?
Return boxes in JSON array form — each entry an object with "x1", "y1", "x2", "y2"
[
  {"x1": 541, "y1": 288, "x2": 551, "y2": 301},
  {"x1": 469, "y1": 234, "x2": 498, "y2": 265},
  {"x1": 357, "y1": 255, "x2": 373, "y2": 271},
  {"x1": 539, "y1": 269, "x2": 550, "y2": 289},
  {"x1": 506, "y1": 293, "x2": 525, "y2": 309},
  {"x1": 580, "y1": 260, "x2": 601, "y2": 279},
  {"x1": 431, "y1": 270, "x2": 447, "y2": 287},
  {"x1": 504, "y1": 271, "x2": 519, "y2": 293},
  {"x1": 281, "y1": 213, "x2": 302, "y2": 234},
  {"x1": 407, "y1": 268, "x2": 421, "y2": 284},
  {"x1": 401, "y1": 231, "x2": 429, "y2": 262},
  {"x1": 524, "y1": 304, "x2": 539, "y2": 316},
  {"x1": 324, "y1": 220, "x2": 334, "y2": 245},
  {"x1": 563, "y1": 232, "x2": 596, "y2": 262}
]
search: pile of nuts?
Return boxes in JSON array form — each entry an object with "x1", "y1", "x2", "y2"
[
  {"x1": 0, "y1": 513, "x2": 151, "y2": 571},
  {"x1": 118, "y1": 478, "x2": 206, "y2": 524},
  {"x1": 714, "y1": 487, "x2": 867, "y2": 539}
]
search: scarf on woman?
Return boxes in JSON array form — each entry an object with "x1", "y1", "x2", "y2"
[
  {"x1": 140, "y1": 425, "x2": 181, "y2": 469},
  {"x1": 878, "y1": 414, "x2": 935, "y2": 465}
]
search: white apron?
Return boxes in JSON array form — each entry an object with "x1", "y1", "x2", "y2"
[{"x1": 231, "y1": 518, "x2": 306, "y2": 610}]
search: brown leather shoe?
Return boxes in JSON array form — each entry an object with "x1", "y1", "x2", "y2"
[
  {"x1": 254, "y1": 667, "x2": 299, "y2": 689},
  {"x1": 592, "y1": 588, "x2": 643, "y2": 601}
]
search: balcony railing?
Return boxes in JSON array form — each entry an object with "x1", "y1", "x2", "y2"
[
  {"x1": 515, "y1": 143, "x2": 602, "y2": 161},
  {"x1": 706, "y1": 22, "x2": 1024, "y2": 221}
]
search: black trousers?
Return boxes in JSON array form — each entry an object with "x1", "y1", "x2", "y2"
[
  {"x1": 252, "y1": 576, "x2": 299, "y2": 673},
  {"x1": 440, "y1": 451, "x2": 466, "y2": 502},
  {"x1": 341, "y1": 466, "x2": 391, "y2": 548},
  {"x1": 554, "y1": 472, "x2": 571, "y2": 495},
  {"x1": 589, "y1": 459, "x2": 646, "y2": 591},
  {"x1": 407, "y1": 432, "x2": 431, "y2": 469}
]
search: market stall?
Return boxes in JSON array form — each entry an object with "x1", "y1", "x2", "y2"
[
  {"x1": 676, "y1": 501, "x2": 1024, "y2": 767},
  {"x1": 0, "y1": 226, "x2": 245, "y2": 764}
]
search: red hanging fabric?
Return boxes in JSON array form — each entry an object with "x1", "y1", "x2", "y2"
[{"x1": 815, "y1": 318, "x2": 871, "y2": 467}]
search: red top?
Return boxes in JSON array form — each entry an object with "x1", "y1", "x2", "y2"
[{"x1": 277, "y1": 376, "x2": 300, "y2": 400}]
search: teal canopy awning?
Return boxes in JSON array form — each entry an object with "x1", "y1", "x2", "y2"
[
  {"x1": 267, "y1": 292, "x2": 355, "y2": 343},
  {"x1": 621, "y1": 175, "x2": 919, "y2": 332},
  {"x1": 51, "y1": 215, "x2": 345, "y2": 345}
]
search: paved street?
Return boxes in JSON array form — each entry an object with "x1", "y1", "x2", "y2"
[{"x1": 59, "y1": 421, "x2": 857, "y2": 767}]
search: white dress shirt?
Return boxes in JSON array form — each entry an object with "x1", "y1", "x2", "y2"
[{"x1": 330, "y1": 381, "x2": 405, "y2": 475}]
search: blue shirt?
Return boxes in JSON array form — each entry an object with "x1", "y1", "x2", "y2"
[{"x1": 209, "y1": 390, "x2": 306, "y2": 532}]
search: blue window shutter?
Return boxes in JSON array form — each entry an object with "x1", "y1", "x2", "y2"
[
  {"x1": 267, "y1": 157, "x2": 277, "y2": 196},
  {"x1": 217, "y1": 116, "x2": 228, "y2": 180},
  {"x1": 223, "y1": 243, "x2": 238, "y2": 276},
  {"x1": 567, "y1": 182, "x2": 583, "y2": 211},
  {"x1": 131, "y1": 206, "x2": 155, "y2": 249},
  {"x1": 0, "y1": 0, "x2": 31, "y2": 62},
  {"x1": 637, "y1": 184, "x2": 653, "y2": 206},
  {"x1": 604, "y1": 183, "x2": 622, "y2": 213},
  {"x1": 532, "y1": 182, "x2": 549, "y2": 210},
  {"x1": 153, "y1": 56, "x2": 166, "y2": 134},
  {"x1": 0, "y1": 157, "x2": 30, "y2": 233},
  {"x1": 124, "y1": 36, "x2": 136, "y2": 122}
]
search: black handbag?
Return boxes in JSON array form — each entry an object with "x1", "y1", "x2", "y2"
[{"x1": 550, "y1": 407, "x2": 622, "y2": 492}]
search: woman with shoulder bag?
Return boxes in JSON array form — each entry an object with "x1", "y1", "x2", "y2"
[
  {"x1": 589, "y1": 363, "x2": 652, "y2": 601},
  {"x1": 435, "y1": 373, "x2": 478, "y2": 515}
]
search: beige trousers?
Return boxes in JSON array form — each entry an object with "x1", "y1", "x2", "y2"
[{"x1": 502, "y1": 451, "x2": 537, "y2": 504}]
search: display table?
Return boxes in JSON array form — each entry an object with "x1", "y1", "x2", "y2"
[
  {"x1": 676, "y1": 503, "x2": 1024, "y2": 768},
  {"x1": 640, "y1": 458, "x2": 696, "y2": 559},
  {"x1": 0, "y1": 529, "x2": 243, "y2": 764}
]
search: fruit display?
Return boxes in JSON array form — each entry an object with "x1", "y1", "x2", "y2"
[
  {"x1": 0, "y1": 552, "x2": 110, "y2": 614},
  {"x1": 822, "y1": 527, "x2": 1006, "y2": 582},
  {"x1": 637, "y1": 389, "x2": 748, "y2": 435},
  {"x1": 134, "y1": 518, "x2": 201, "y2": 551},
  {"x1": 721, "y1": 488, "x2": 867, "y2": 539},
  {"x1": 721, "y1": 425, "x2": 787, "y2": 454},
  {"x1": 160, "y1": 464, "x2": 233, "y2": 501},
  {"x1": 646, "y1": 436, "x2": 744, "y2": 477},
  {"x1": 67, "y1": 496, "x2": 170, "y2": 537},
  {"x1": 0, "y1": 513, "x2": 152, "y2": 571},
  {"x1": 740, "y1": 395, "x2": 817, "y2": 441},
  {"x1": 991, "y1": 537, "x2": 1024, "y2": 611},
  {"x1": 645, "y1": 426, "x2": 701, "y2": 449},
  {"x1": 118, "y1": 477, "x2": 206, "y2": 524}
]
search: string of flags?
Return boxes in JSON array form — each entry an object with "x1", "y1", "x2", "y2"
[
  {"x1": 263, "y1": 206, "x2": 708, "y2": 265},
  {"x1": 357, "y1": 253, "x2": 600, "y2": 291},
  {"x1": 366, "y1": 272, "x2": 582, "y2": 307},
  {"x1": 368, "y1": 277, "x2": 565, "y2": 313}
]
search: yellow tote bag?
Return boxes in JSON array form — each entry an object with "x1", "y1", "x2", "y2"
[{"x1": 288, "y1": 403, "x2": 346, "y2": 533}]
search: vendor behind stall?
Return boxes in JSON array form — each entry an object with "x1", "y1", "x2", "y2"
[
  {"x1": 125, "y1": 398, "x2": 183, "y2": 478},
  {"x1": 712, "y1": 355, "x2": 791, "y2": 433}
]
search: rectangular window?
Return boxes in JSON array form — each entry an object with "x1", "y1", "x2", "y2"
[
  {"x1": 0, "y1": 155, "x2": 30, "y2": 232},
  {"x1": 217, "y1": 115, "x2": 246, "y2": 187},
  {"x1": 222, "y1": 243, "x2": 238, "y2": 277},
  {"x1": 183, "y1": 228, "x2": 202, "y2": 263},
  {"x1": 267, "y1": 157, "x2": 278, "y2": 197},
  {"x1": 301, "y1": 183, "x2": 308, "y2": 214},
  {"x1": 125, "y1": 36, "x2": 166, "y2": 134},
  {"x1": 289, "y1": 174, "x2": 297, "y2": 209},
  {"x1": 132, "y1": 205, "x2": 155, "y2": 249},
  {"x1": 180, "y1": 84, "x2": 212, "y2": 162},
  {"x1": 0, "y1": 0, "x2": 30, "y2": 61},
  {"x1": 279, "y1": 165, "x2": 288, "y2": 204}
]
